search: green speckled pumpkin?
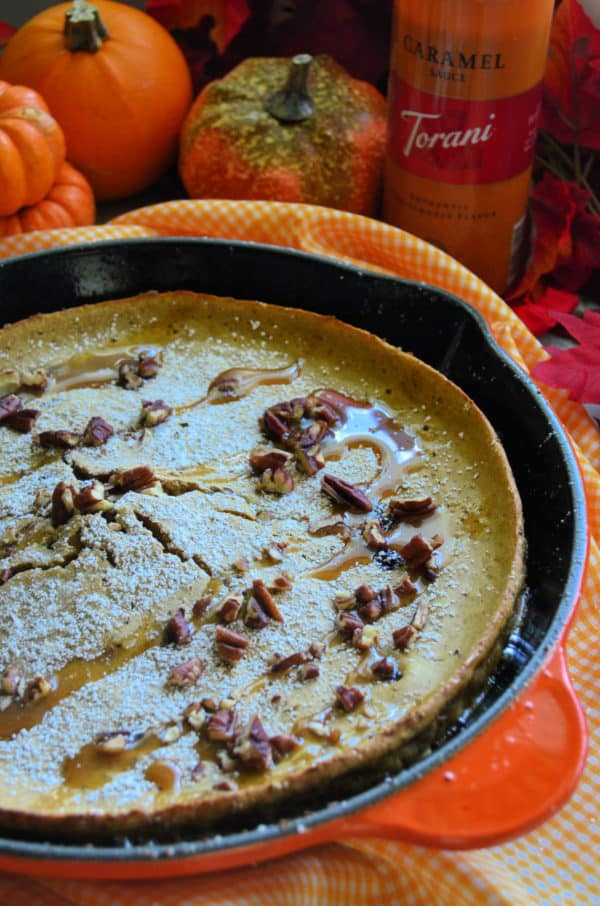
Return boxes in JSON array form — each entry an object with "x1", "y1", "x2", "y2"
[{"x1": 179, "y1": 54, "x2": 388, "y2": 216}]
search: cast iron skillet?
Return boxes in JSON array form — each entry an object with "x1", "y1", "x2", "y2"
[{"x1": 0, "y1": 239, "x2": 588, "y2": 872}]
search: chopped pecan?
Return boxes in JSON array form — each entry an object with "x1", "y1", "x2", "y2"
[
  {"x1": 295, "y1": 445, "x2": 325, "y2": 476},
  {"x1": 257, "y1": 466, "x2": 295, "y2": 495},
  {"x1": 218, "y1": 595, "x2": 243, "y2": 623},
  {"x1": 166, "y1": 608, "x2": 193, "y2": 645},
  {"x1": 303, "y1": 720, "x2": 341, "y2": 743},
  {"x1": 396, "y1": 534, "x2": 434, "y2": 568},
  {"x1": 249, "y1": 446, "x2": 292, "y2": 473},
  {"x1": 5, "y1": 408, "x2": 40, "y2": 433},
  {"x1": 166, "y1": 656, "x2": 204, "y2": 688},
  {"x1": 137, "y1": 352, "x2": 162, "y2": 379},
  {"x1": 215, "y1": 625, "x2": 249, "y2": 664},
  {"x1": 338, "y1": 612, "x2": 364, "y2": 638},
  {"x1": 38, "y1": 429, "x2": 81, "y2": 449},
  {"x1": 262, "y1": 407, "x2": 290, "y2": 442},
  {"x1": 393, "y1": 625, "x2": 417, "y2": 651},
  {"x1": 270, "y1": 733, "x2": 301, "y2": 763},
  {"x1": 95, "y1": 730, "x2": 131, "y2": 753},
  {"x1": 24, "y1": 675, "x2": 54, "y2": 702},
  {"x1": 141, "y1": 399, "x2": 172, "y2": 427},
  {"x1": 357, "y1": 598, "x2": 383, "y2": 623},
  {"x1": 214, "y1": 779, "x2": 237, "y2": 791},
  {"x1": 51, "y1": 480, "x2": 76, "y2": 526},
  {"x1": 201, "y1": 697, "x2": 218, "y2": 713},
  {"x1": 83, "y1": 417, "x2": 114, "y2": 447},
  {"x1": 231, "y1": 715, "x2": 273, "y2": 771},
  {"x1": 118, "y1": 361, "x2": 143, "y2": 390},
  {"x1": 379, "y1": 584, "x2": 400, "y2": 613},
  {"x1": 411, "y1": 598, "x2": 430, "y2": 632},
  {"x1": 321, "y1": 473, "x2": 373, "y2": 512},
  {"x1": 371, "y1": 657, "x2": 401, "y2": 680},
  {"x1": 395, "y1": 576, "x2": 417, "y2": 596},
  {"x1": 232, "y1": 556, "x2": 250, "y2": 573},
  {"x1": 20, "y1": 368, "x2": 48, "y2": 392},
  {"x1": 192, "y1": 595, "x2": 212, "y2": 618},
  {"x1": 309, "y1": 641, "x2": 325, "y2": 659},
  {"x1": 335, "y1": 685, "x2": 365, "y2": 712},
  {"x1": 244, "y1": 596, "x2": 270, "y2": 630},
  {"x1": 252, "y1": 578, "x2": 283, "y2": 622},
  {"x1": 298, "y1": 662, "x2": 320, "y2": 681},
  {"x1": 0, "y1": 664, "x2": 23, "y2": 697},
  {"x1": 184, "y1": 702, "x2": 206, "y2": 731},
  {"x1": 206, "y1": 708, "x2": 239, "y2": 742},
  {"x1": 270, "y1": 651, "x2": 306, "y2": 674},
  {"x1": 273, "y1": 573, "x2": 293, "y2": 590},
  {"x1": 388, "y1": 496, "x2": 437, "y2": 519},
  {"x1": 73, "y1": 481, "x2": 114, "y2": 515},
  {"x1": 110, "y1": 465, "x2": 157, "y2": 493},
  {"x1": 355, "y1": 584, "x2": 377, "y2": 604},
  {"x1": 0, "y1": 394, "x2": 23, "y2": 423},
  {"x1": 157, "y1": 723, "x2": 182, "y2": 744},
  {"x1": 334, "y1": 591, "x2": 357, "y2": 611},
  {"x1": 353, "y1": 624, "x2": 379, "y2": 651},
  {"x1": 362, "y1": 519, "x2": 387, "y2": 551},
  {"x1": 191, "y1": 761, "x2": 205, "y2": 780},
  {"x1": 262, "y1": 543, "x2": 284, "y2": 564},
  {"x1": 0, "y1": 568, "x2": 15, "y2": 585}
]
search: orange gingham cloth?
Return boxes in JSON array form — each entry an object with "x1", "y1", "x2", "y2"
[{"x1": 0, "y1": 200, "x2": 598, "y2": 905}]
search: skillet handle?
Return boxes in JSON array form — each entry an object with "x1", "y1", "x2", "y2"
[{"x1": 337, "y1": 644, "x2": 587, "y2": 849}]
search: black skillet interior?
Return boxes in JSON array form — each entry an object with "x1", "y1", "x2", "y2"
[{"x1": 0, "y1": 238, "x2": 587, "y2": 862}]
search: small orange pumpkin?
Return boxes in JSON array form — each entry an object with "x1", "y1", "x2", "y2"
[
  {"x1": 0, "y1": 80, "x2": 66, "y2": 217},
  {"x1": 179, "y1": 54, "x2": 388, "y2": 216},
  {"x1": 0, "y1": 161, "x2": 95, "y2": 237},
  {"x1": 0, "y1": 1, "x2": 193, "y2": 201}
]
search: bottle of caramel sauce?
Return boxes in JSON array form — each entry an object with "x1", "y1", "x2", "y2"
[{"x1": 384, "y1": 0, "x2": 554, "y2": 294}]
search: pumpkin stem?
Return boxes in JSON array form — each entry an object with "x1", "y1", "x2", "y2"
[
  {"x1": 64, "y1": 0, "x2": 109, "y2": 52},
  {"x1": 264, "y1": 54, "x2": 315, "y2": 123}
]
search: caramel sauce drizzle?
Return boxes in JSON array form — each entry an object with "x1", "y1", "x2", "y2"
[
  {"x1": 175, "y1": 360, "x2": 302, "y2": 414},
  {"x1": 63, "y1": 730, "x2": 167, "y2": 791},
  {"x1": 41, "y1": 347, "x2": 161, "y2": 395}
]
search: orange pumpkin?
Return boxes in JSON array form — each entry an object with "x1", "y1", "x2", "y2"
[
  {"x1": 0, "y1": 80, "x2": 66, "y2": 217},
  {"x1": 0, "y1": 0, "x2": 193, "y2": 201},
  {"x1": 0, "y1": 161, "x2": 95, "y2": 237},
  {"x1": 179, "y1": 54, "x2": 388, "y2": 216}
]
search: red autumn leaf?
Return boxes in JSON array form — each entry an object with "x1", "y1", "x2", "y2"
[
  {"x1": 0, "y1": 20, "x2": 16, "y2": 47},
  {"x1": 146, "y1": 0, "x2": 250, "y2": 53},
  {"x1": 533, "y1": 309, "x2": 600, "y2": 403},
  {"x1": 542, "y1": 0, "x2": 600, "y2": 149},
  {"x1": 512, "y1": 286, "x2": 579, "y2": 336}
]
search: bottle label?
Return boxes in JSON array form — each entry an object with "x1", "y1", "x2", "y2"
[{"x1": 387, "y1": 75, "x2": 542, "y2": 185}]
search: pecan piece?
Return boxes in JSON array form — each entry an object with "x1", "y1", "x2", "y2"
[
  {"x1": 257, "y1": 466, "x2": 295, "y2": 495},
  {"x1": 118, "y1": 361, "x2": 143, "y2": 390},
  {"x1": 192, "y1": 595, "x2": 212, "y2": 618},
  {"x1": 309, "y1": 515, "x2": 350, "y2": 539},
  {"x1": 309, "y1": 641, "x2": 325, "y2": 659},
  {"x1": 244, "y1": 596, "x2": 269, "y2": 630},
  {"x1": 396, "y1": 534, "x2": 434, "y2": 568},
  {"x1": 335, "y1": 685, "x2": 365, "y2": 712},
  {"x1": 20, "y1": 368, "x2": 48, "y2": 392},
  {"x1": 411, "y1": 598, "x2": 430, "y2": 632},
  {"x1": 321, "y1": 473, "x2": 373, "y2": 512},
  {"x1": 206, "y1": 708, "x2": 239, "y2": 743},
  {"x1": 218, "y1": 595, "x2": 243, "y2": 623},
  {"x1": 371, "y1": 657, "x2": 401, "y2": 680},
  {"x1": 362, "y1": 519, "x2": 387, "y2": 551},
  {"x1": 73, "y1": 481, "x2": 113, "y2": 515},
  {"x1": 393, "y1": 625, "x2": 417, "y2": 651},
  {"x1": 0, "y1": 664, "x2": 23, "y2": 697},
  {"x1": 395, "y1": 577, "x2": 417, "y2": 596},
  {"x1": 272, "y1": 573, "x2": 293, "y2": 590},
  {"x1": 298, "y1": 662, "x2": 320, "y2": 681},
  {"x1": 215, "y1": 625, "x2": 249, "y2": 664},
  {"x1": 353, "y1": 624, "x2": 379, "y2": 651},
  {"x1": 252, "y1": 578, "x2": 283, "y2": 622},
  {"x1": 184, "y1": 702, "x2": 206, "y2": 731},
  {"x1": 231, "y1": 715, "x2": 273, "y2": 772},
  {"x1": 38, "y1": 429, "x2": 81, "y2": 449},
  {"x1": 249, "y1": 446, "x2": 292, "y2": 473},
  {"x1": 83, "y1": 416, "x2": 114, "y2": 447},
  {"x1": 166, "y1": 656, "x2": 205, "y2": 688},
  {"x1": 355, "y1": 584, "x2": 377, "y2": 603},
  {"x1": 379, "y1": 584, "x2": 400, "y2": 613},
  {"x1": 166, "y1": 608, "x2": 193, "y2": 645},
  {"x1": 357, "y1": 597, "x2": 383, "y2": 623},
  {"x1": 270, "y1": 651, "x2": 306, "y2": 674},
  {"x1": 24, "y1": 675, "x2": 54, "y2": 702},
  {"x1": 0, "y1": 394, "x2": 23, "y2": 423},
  {"x1": 5, "y1": 408, "x2": 40, "y2": 433},
  {"x1": 388, "y1": 496, "x2": 437, "y2": 519},
  {"x1": 270, "y1": 733, "x2": 301, "y2": 763},
  {"x1": 110, "y1": 465, "x2": 157, "y2": 493},
  {"x1": 338, "y1": 611, "x2": 364, "y2": 638},
  {"x1": 51, "y1": 480, "x2": 76, "y2": 526},
  {"x1": 95, "y1": 730, "x2": 131, "y2": 753},
  {"x1": 141, "y1": 399, "x2": 172, "y2": 427},
  {"x1": 295, "y1": 445, "x2": 325, "y2": 476},
  {"x1": 137, "y1": 352, "x2": 162, "y2": 379}
]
